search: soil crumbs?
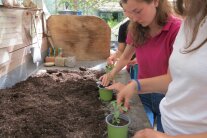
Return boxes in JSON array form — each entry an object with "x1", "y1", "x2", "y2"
[{"x1": 0, "y1": 69, "x2": 109, "y2": 138}]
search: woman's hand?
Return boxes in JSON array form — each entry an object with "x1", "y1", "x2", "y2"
[
  {"x1": 106, "y1": 82, "x2": 126, "y2": 92},
  {"x1": 115, "y1": 80, "x2": 138, "y2": 109},
  {"x1": 133, "y1": 128, "x2": 170, "y2": 138},
  {"x1": 107, "y1": 54, "x2": 117, "y2": 65},
  {"x1": 99, "y1": 72, "x2": 113, "y2": 87}
]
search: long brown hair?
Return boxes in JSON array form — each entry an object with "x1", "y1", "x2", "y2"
[
  {"x1": 175, "y1": 0, "x2": 207, "y2": 53},
  {"x1": 120, "y1": 0, "x2": 172, "y2": 47}
]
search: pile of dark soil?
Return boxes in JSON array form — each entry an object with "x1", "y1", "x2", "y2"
[{"x1": 0, "y1": 68, "x2": 109, "y2": 138}]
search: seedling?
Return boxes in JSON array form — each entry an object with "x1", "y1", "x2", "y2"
[
  {"x1": 110, "y1": 100, "x2": 128, "y2": 126},
  {"x1": 105, "y1": 64, "x2": 114, "y2": 73}
]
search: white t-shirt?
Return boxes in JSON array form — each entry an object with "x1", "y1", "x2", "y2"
[{"x1": 160, "y1": 16, "x2": 207, "y2": 135}]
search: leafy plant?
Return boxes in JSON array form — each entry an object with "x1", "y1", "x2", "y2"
[
  {"x1": 105, "y1": 64, "x2": 114, "y2": 73},
  {"x1": 107, "y1": 19, "x2": 119, "y2": 28},
  {"x1": 58, "y1": 0, "x2": 76, "y2": 10},
  {"x1": 110, "y1": 100, "x2": 128, "y2": 126},
  {"x1": 58, "y1": 0, "x2": 71, "y2": 6}
]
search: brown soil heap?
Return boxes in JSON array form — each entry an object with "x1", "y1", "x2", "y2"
[{"x1": 0, "y1": 68, "x2": 108, "y2": 138}]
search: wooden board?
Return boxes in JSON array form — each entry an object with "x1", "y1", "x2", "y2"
[
  {"x1": 0, "y1": 8, "x2": 44, "y2": 51},
  {"x1": 0, "y1": 7, "x2": 47, "y2": 77},
  {"x1": 47, "y1": 15, "x2": 111, "y2": 61},
  {"x1": 0, "y1": 9, "x2": 25, "y2": 49}
]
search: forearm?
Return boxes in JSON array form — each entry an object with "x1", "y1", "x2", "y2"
[
  {"x1": 110, "y1": 55, "x2": 130, "y2": 77},
  {"x1": 110, "y1": 45, "x2": 134, "y2": 78},
  {"x1": 130, "y1": 73, "x2": 171, "y2": 95},
  {"x1": 116, "y1": 43, "x2": 126, "y2": 58},
  {"x1": 139, "y1": 74, "x2": 171, "y2": 94},
  {"x1": 172, "y1": 132, "x2": 207, "y2": 138},
  {"x1": 115, "y1": 50, "x2": 123, "y2": 59}
]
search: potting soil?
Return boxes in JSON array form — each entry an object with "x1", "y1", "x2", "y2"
[{"x1": 0, "y1": 68, "x2": 109, "y2": 138}]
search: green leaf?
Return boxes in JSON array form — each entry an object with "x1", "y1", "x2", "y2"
[{"x1": 110, "y1": 100, "x2": 128, "y2": 125}]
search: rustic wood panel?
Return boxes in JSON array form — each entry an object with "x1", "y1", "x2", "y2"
[
  {"x1": 0, "y1": 38, "x2": 47, "y2": 78},
  {"x1": 0, "y1": 9, "x2": 24, "y2": 48},
  {"x1": 47, "y1": 15, "x2": 111, "y2": 61},
  {"x1": 0, "y1": 8, "x2": 44, "y2": 52},
  {"x1": 0, "y1": 7, "x2": 47, "y2": 78}
]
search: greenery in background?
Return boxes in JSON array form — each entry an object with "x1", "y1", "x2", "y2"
[
  {"x1": 107, "y1": 19, "x2": 119, "y2": 28},
  {"x1": 44, "y1": 0, "x2": 120, "y2": 15},
  {"x1": 58, "y1": 0, "x2": 76, "y2": 10},
  {"x1": 43, "y1": 0, "x2": 122, "y2": 28},
  {"x1": 44, "y1": 0, "x2": 56, "y2": 14}
]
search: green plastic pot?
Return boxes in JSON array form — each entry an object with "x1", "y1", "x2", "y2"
[
  {"x1": 98, "y1": 87, "x2": 113, "y2": 102},
  {"x1": 106, "y1": 114, "x2": 131, "y2": 138}
]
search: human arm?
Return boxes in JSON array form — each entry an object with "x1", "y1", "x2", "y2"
[
  {"x1": 100, "y1": 45, "x2": 135, "y2": 86},
  {"x1": 107, "y1": 42, "x2": 126, "y2": 65},
  {"x1": 108, "y1": 20, "x2": 129, "y2": 65},
  {"x1": 107, "y1": 70, "x2": 172, "y2": 108},
  {"x1": 133, "y1": 128, "x2": 207, "y2": 138},
  {"x1": 137, "y1": 70, "x2": 172, "y2": 94},
  {"x1": 174, "y1": 133, "x2": 207, "y2": 138}
]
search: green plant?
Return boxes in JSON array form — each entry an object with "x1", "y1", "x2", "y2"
[
  {"x1": 110, "y1": 100, "x2": 128, "y2": 126},
  {"x1": 105, "y1": 64, "x2": 114, "y2": 73},
  {"x1": 58, "y1": 0, "x2": 71, "y2": 6},
  {"x1": 107, "y1": 19, "x2": 119, "y2": 28},
  {"x1": 58, "y1": 0, "x2": 75, "y2": 10}
]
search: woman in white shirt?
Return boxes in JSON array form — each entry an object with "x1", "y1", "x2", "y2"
[{"x1": 107, "y1": 0, "x2": 207, "y2": 137}]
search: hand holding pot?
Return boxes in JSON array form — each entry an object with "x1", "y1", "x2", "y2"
[
  {"x1": 99, "y1": 72, "x2": 114, "y2": 87},
  {"x1": 106, "y1": 82, "x2": 125, "y2": 92}
]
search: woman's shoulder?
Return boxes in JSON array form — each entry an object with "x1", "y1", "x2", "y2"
[
  {"x1": 163, "y1": 15, "x2": 182, "y2": 34},
  {"x1": 168, "y1": 15, "x2": 182, "y2": 27}
]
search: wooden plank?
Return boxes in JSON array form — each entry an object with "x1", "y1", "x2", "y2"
[
  {"x1": 0, "y1": 7, "x2": 47, "y2": 89},
  {"x1": 0, "y1": 9, "x2": 24, "y2": 48},
  {"x1": 0, "y1": 39, "x2": 47, "y2": 77},
  {"x1": 47, "y1": 15, "x2": 111, "y2": 61},
  {"x1": 0, "y1": 46, "x2": 29, "y2": 77},
  {"x1": 0, "y1": 8, "x2": 44, "y2": 50}
]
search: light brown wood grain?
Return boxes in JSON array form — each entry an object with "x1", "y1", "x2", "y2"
[{"x1": 47, "y1": 15, "x2": 111, "y2": 61}]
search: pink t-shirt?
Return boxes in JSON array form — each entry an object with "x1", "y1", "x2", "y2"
[{"x1": 126, "y1": 16, "x2": 181, "y2": 79}]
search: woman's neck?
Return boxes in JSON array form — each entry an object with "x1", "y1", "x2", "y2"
[{"x1": 149, "y1": 21, "x2": 162, "y2": 37}]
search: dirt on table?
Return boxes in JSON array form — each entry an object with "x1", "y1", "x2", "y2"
[{"x1": 0, "y1": 68, "x2": 110, "y2": 138}]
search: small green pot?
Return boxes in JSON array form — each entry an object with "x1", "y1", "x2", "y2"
[
  {"x1": 98, "y1": 87, "x2": 113, "y2": 102},
  {"x1": 106, "y1": 114, "x2": 131, "y2": 138}
]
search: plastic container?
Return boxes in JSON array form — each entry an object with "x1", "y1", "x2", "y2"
[
  {"x1": 55, "y1": 57, "x2": 66, "y2": 67},
  {"x1": 65, "y1": 56, "x2": 76, "y2": 68},
  {"x1": 106, "y1": 114, "x2": 131, "y2": 138},
  {"x1": 98, "y1": 86, "x2": 113, "y2": 102}
]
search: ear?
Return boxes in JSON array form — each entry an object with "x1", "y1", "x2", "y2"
[{"x1": 153, "y1": 0, "x2": 159, "y2": 7}]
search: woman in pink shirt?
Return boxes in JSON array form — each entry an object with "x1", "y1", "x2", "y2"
[
  {"x1": 107, "y1": 0, "x2": 207, "y2": 137},
  {"x1": 100, "y1": 0, "x2": 181, "y2": 132}
]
